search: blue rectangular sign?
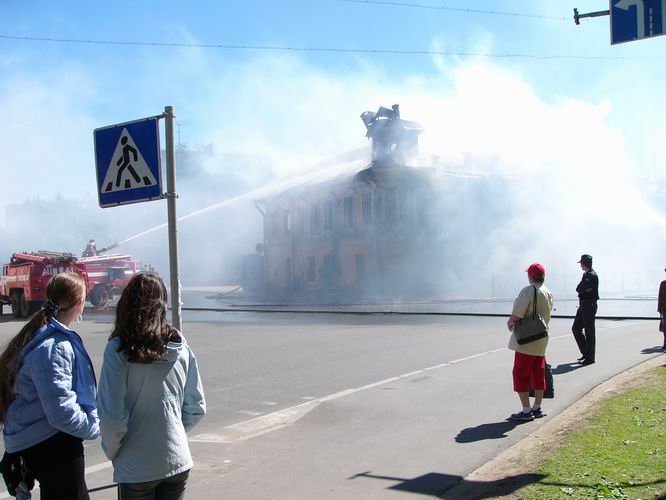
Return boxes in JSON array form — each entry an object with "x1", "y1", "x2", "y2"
[
  {"x1": 611, "y1": 0, "x2": 666, "y2": 44},
  {"x1": 94, "y1": 116, "x2": 163, "y2": 208}
]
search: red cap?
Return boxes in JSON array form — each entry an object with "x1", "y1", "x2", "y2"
[{"x1": 525, "y1": 262, "x2": 545, "y2": 279}]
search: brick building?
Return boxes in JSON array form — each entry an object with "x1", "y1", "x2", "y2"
[{"x1": 255, "y1": 105, "x2": 474, "y2": 298}]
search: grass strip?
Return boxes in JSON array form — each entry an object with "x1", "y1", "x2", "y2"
[{"x1": 520, "y1": 366, "x2": 666, "y2": 500}]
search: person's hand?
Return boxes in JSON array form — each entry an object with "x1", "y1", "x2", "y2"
[{"x1": 507, "y1": 317, "x2": 515, "y2": 332}]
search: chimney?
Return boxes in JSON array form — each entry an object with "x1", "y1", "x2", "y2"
[{"x1": 360, "y1": 104, "x2": 423, "y2": 165}]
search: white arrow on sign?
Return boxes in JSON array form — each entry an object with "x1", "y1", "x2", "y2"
[{"x1": 616, "y1": 0, "x2": 646, "y2": 38}]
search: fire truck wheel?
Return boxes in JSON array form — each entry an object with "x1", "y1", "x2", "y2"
[
  {"x1": 10, "y1": 292, "x2": 22, "y2": 318},
  {"x1": 91, "y1": 286, "x2": 109, "y2": 307},
  {"x1": 19, "y1": 293, "x2": 31, "y2": 318}
]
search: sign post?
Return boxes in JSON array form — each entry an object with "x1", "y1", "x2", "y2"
[
  {"x1": 163, "y1": 106, "x2": 182, "y2": 332},
  {"x1": 94, "y1": 107, "x2": 182, "y2": 331}
]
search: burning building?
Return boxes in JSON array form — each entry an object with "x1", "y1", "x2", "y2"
[{"x1": 255, "y1": 105, "x2": 490, "y2": 300}]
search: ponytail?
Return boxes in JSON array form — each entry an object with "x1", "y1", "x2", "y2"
[
  {"x1": 0, "y1": 272, "x2": 86, "y2": 424},
  {"x1": 0, "y1": 311, "x2": 48, "y2": 423}
]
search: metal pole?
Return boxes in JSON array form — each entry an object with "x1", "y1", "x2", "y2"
[
  {"x1": 163, "y1": 105, "x2": 182, "y2": 331},
  {"x1": 573, "y1": 7, "x2": 610, "y2": 25}
]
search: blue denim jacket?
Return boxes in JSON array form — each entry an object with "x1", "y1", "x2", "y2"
[{"x1": 2, "y1": 318, "x2": 100, "y2": 453}]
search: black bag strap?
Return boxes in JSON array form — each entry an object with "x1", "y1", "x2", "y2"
[{"x1": 531, "y1": 285, "x2": 538, "y2": 319}]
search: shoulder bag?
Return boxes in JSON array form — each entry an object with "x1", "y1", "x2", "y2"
[{"x1": 513, "y1": 286, "x2": 549, "y2": 345}]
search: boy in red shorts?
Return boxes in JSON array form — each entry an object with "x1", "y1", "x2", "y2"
[{"x1": 506, "y1": 263, "x2": 554, "y2": 421}]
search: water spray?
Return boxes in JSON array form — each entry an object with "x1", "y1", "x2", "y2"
[{"x1": 113, "y1": 156, "x2": 367, "y2": 247}]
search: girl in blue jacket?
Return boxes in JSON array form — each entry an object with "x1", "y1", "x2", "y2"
[
  {"x1": 98, "y1": 272, "x2": 205, "y2": 500},
  {"x1": 0, "y1": 272, "x2": 99, "y2": 499}
]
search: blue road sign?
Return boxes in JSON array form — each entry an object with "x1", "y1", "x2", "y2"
[
  {"x1": 611, "y1": 0, "x2": 666, "y2": 44},
  {"x1": 94, "y1": 116, "x2": 163, "y2": 208}
]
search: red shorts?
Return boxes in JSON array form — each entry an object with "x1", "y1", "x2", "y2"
[{"x1": 512, "y1": 352, "x2": 546, "y2": 392}]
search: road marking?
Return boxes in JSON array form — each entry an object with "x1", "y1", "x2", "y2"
[
  {"x1": 448, "y1": 352, "x2": 488, "y2": 364},
  {"x1": 237, "y1": 410, "x2": 264, "y2": 417},
  {"x1": 85, "y1": 460, "x2": 112, "y2": 474}
]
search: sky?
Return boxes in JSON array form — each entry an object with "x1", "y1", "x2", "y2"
[{"x1": 1, "y1": 0, "x2": 665, "y2": 289}]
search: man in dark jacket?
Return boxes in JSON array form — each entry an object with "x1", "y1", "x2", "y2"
[
  {"x1": 572, "y1": 254, "x2": 599, "y2": 365},
  {"x1": 658, "y1": 267, "x2": 666, "y2": 351}
]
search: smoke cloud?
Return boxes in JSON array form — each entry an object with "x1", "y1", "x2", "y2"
[{"x1": 0, "y1": 47, "x2": 664, "y2": 298}]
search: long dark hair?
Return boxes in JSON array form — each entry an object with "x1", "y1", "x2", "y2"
[
  {"x1": 110, "y1": 272, "x2": 178, "y2": 364},
  {"x1": 0, "y1": 272, "x2": 86, "y2": 423}
]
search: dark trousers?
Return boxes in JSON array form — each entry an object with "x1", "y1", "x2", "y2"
[
  {"x1": 572, "y1": 301, "x2": 597, "y2": 362},
  {"x1": 119, "y1": 469, "x2": 190, "y2": 500},
  {"x1": 21, "y1": 431, "x2": 89, "y2": 500}
]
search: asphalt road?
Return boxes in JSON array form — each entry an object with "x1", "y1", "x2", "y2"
[{"x1": 0, "y1": 304, "x2": 663, "y2": 499}]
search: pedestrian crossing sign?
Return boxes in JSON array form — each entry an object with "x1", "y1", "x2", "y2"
[{"x1": 94, "y1": 116, "x2": 163, "y2": 208}]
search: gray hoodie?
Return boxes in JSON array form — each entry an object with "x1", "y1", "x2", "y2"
[{"x1": 97, "y1": 333, "x2": 206, "y2": 483}]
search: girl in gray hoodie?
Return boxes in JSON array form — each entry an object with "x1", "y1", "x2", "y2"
[{"x1": 97, "y1": 272, "x2": 206, "y2": 499}]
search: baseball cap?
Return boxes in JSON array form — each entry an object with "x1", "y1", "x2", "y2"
[
  {"x1": 578, "y1": 254, "x2": 593, "y2": 266},
  {"x1": 525, "y1": 262, "x2": 545, "y2": 279}
]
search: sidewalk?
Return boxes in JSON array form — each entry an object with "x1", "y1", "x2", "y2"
[{"x1": 444, "y1": 354, "x2": 665, "y2": 499}]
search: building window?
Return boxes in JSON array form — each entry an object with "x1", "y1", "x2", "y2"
[
  {"x1": 385, "y1": 188, "x2": 397, "y2": 223},
  {"x1": 399, "y1": 188, "x2": 412, "y2": 221},
  {"x1": 284, "y1": 209, "x2": 291, "y2": 234},
  {"x1": 271, "y1": 212, "x2": 278, "y2": 237},
  {"x1": 355, "y1": 254, "x2": 366, "y2": 284},
  {"x1": 286, "y1": 257, "x2": 292, "y2": 285},
  {"x1": 310, "y1": 203, "x2": 320, "y2": 232},
  {"x1": 324, "y1": 200, "x2": 334, "y2": 230},
  {"x1": 362, "y1": 192, "x2": 372, "y2": 224},
  {"x1": 321, "y1": 254, "x2": 335, "y2": 286},
  {"x1": 307, "y1": 256, "x2": 316, "y2": 282},
  {"x1": 298, "y1": 207, "x2": 305, "y2": 235},
  {"x1": 344, "y1": 196, "x2": 353, "y2": 227}
]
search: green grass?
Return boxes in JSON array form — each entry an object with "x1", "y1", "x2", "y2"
[{"x1": 519, "y1": 366, "x2": 666, "y2": 500}]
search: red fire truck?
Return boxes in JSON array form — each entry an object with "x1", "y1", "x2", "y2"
[
  {"x1": 77, "y1": 253, "x2": 138, "y2": 307},
  {"x1": 0, "y1": 250, "x2": 139, "y2": 318}
]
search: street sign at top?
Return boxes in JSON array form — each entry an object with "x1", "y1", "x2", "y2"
[
  {"x1": 611, "y1": 0, "x2": 666, "y2": 44},
  {"x1": 94, "y1": 116, "x2": 163, "y2": 208}
]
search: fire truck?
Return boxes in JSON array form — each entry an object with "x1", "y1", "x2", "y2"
[{"x1": 0, "y1": 250, "x2": 139, "y2": 318}]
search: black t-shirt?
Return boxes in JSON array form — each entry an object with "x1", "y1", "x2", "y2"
[{"x1": 576, "y1": 269, "x2": 599, "y2": 301}]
